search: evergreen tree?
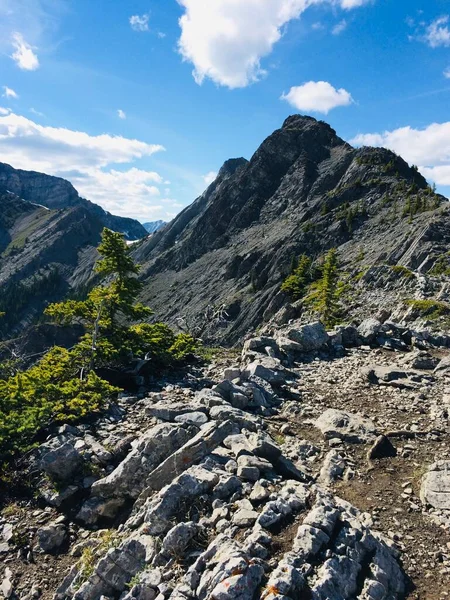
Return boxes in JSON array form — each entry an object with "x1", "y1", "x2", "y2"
[
  {"x1": 281, "y1": 254, "x2": 312, "y2": 300},
  {"x1": 45, "y1": 228, "x2": 153, "y2": 370},
  {"x1": 307, "y1": 248, "x2": 341, "y2": 327}
]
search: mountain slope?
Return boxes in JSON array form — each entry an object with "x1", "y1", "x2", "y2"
[
  {"x1": 0, "y1": 163, "x2": 149, "y2": 339},
  {"x1": 134, "y1": 115, "x2": 449, "y2": 343},
  {"x1": 143, "y1": 220, "x2": 167, "y2": 234},
  {"x1": 0, "y1": 162, "x2": 148, "y2": 240}
]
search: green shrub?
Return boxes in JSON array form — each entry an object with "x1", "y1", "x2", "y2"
[{"x1": 0, "y1": 347, "x2": 119, "y2": 458}]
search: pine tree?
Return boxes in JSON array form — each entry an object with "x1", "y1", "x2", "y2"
[
  {"x1": 308, "y1": 248, "x2": 341, "y2": 327},
  {"x1": 281, "y1": 254, "x2": 312, "y2": 300},
  {"x1": 45, "y1": 228, "x2": 153, "y2": 370}
]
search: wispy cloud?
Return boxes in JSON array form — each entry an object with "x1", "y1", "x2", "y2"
[
  {"x1": 129, "y1": 13, "x2": 150, "y2": 32},
  {"x1": 202, "y1": 171, "x2": 217, "y2": 186},
  {"x1": 30, "y1": 107, "x2": 45, "y2": 117},
  {"x1": 332, "y1": 19, "x2": 347, "y2": 35},
  {"x1": 2, "y1": 86, "x2": 18, "y2": 99},
  {"x1": 11, "y1": 32, "x2": 39, "y2": 70},
  {"x1": 117, "y1": 109, "x2": 126, "y2": 120}
]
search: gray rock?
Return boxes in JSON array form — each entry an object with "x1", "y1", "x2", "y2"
[
  {"x1": 174, "y1": 412, "x2": 209, "y2": 426},
  {"x1": 315, "y1": 408, "x2": 377, "y2": 443},
  {"x1": 39, "y1": 442, "x2": 83, "y2": 482},
  {"x1": 357, "y1": 318, "x2": 382, "y2": 343},
  {"x1": 285, "y1": 321, "x2": 329, "y2": 352},
  {"x1": 421, "y1": 461, "x2": 450, "y2": 509},
  {"x1": 196, "y1": 536, "x2": 264, "y2": 600},
  {"x1": 135, "y1": 421, "x2": 234, "y2": 505},
  {"x1": 37, "y1": 523, "x2": 68, "y2": 554},
  {"x1": 209, "y1": 405, "x2": 263, "y2": 432},
  {"x1": 146, "y1": 401, "x2": 207, "y2": 422},
  {"x1": 91, "y1": 423, "x2": 193, "y2": 500},
  {"x1": 160, "y1": 522, "x2": 200, "y2": 557},
  {"x1": 398, "y1": 350, "x2": 439, "y2": 370},
  {"x1": 237, "y1": 466, "x2": 260, "y2": 481},
  {"x1": 140, "y1": 466, "x2": 219, "y2": 535},
  {"x1": 242, "y1": 357, "x2": 288, "y2": 385},
  {"x1": 233, "y1": 508, "x2": 259, "y2": 527},
  {"x1": 1, "y1": 568, "x2": 13, "y2": 599},
  {"x1": 223, "y1": 367, "x2": 241, "y2": 381}
]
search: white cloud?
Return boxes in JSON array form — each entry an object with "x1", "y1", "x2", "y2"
[
  {"x1": 332, "y1": 19, "x2": 347, "y2": 35},
  {"x1": 202, "y1": 171, "x2": 218, "y2": 186},
  {"x1": 30, "y1": 107, "x2": 45, "y2": 117},
  {"x1": 2, "y1": 86, "x2": 18, "y2": 99},
  {"x1": 423, "y1": 15, "x2": 450, "y2": 48},
  {"x1": 117, "y1": 109, "x2": 126, "y2": 120},
  {"x1": 444, "y1": 66, "x2": 450, "y2": 79},
  {"x1": 129, "y1": 13, "x2": 150, "y2": 32},
  {"x1": 350, "y1": 121, "x2": 450, "y2": 186},
  {"x1": 0, "y1": 107, "x2": 11, "y2": 115},
  {"x1": 281, "y1": 81, "x2": 353, "y2": 114},
  {"x1": 0, "y1": 110, "x2": 167, "y2": 220},
  {"x1": 177, "y1": 0, "x2": 374, "y2": 89},
  {"x1": 11, "y1": 32, "x2": 40, "y2": 70},
  {"x1": 340, "y1": 0, "x2": 371, "y2": 8}
]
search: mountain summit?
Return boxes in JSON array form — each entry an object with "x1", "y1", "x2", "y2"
[{"x1": 133, "y1": 115, "x2": 449, "y2": 342}]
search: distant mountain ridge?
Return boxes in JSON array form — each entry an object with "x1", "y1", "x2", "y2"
[
  {"x1": 0, "y1": 162, "x2": 147, "y2": 241},
  {"x1": 143, "y1": 220, "x2": 167, "y2": 234},
  {"x1": 0, "y1": 163, "x2": 147, "y2": 340}
]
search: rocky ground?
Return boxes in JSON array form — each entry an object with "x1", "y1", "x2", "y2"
[{"x1": 1, "y1": 318, "x2": 450, "y2": 600}]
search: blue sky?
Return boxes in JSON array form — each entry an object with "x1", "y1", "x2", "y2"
[{"x1": 1, "y1": 0, "x2": 450, "y2": 222}]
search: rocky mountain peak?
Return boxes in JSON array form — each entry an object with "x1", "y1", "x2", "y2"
[{"x1": 217, "y1": 157, "x2": 248, "y2": 179}]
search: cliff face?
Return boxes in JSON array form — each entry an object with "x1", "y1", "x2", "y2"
[
  {"x1": 0, "y1": 162, "x2": 148, "y2": 240},
  {"x1": 134, "y1": 115, "x2": 449, "y2": 343}
]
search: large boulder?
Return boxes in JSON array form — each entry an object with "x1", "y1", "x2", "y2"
[
  {"x1": 285, "y1": 322, "x2": 329, "y2": 352},
  {"x1": 357, "y1": 318, "x2": 382, "y2": 344},
  {"x1": 90, "y1": 423, "x2": 194, "y2": 501},
  {"x1": 421, "y1": 461, "x2": 450, "y2": 510},
  {"x1": 39, "y1": 442, "x2": 84, "y2": 483},
  {"x1": 242, "y1": 357, "x2": 289, "y2": 385},
  {"x1": 315, "y1": 408, "x2": 377, "y2": 443}
]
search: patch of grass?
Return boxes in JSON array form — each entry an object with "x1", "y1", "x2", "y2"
[
  {"x1": 353, "y1": 269, "x2": 368, "y2": 282},
  {"x1": 1, "y1": 503, "x2": 20, "y2": 517},
  {"x1": 405, "y1": 299, "x2": 450, "y2": 320},
  {"x1": 390, "y1": 265, "x2": 415, "y2": 279},
  {"x1": 272, "y1": 432, "x2": 286, "y2": 446},
  {"x1": 429, "y1": 253, "x2": 450, "y2": 277}
]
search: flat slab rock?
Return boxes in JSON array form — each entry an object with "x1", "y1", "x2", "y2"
[
  {"x1": 315, "y1": 408, "x2": 377, "y2": 443},
  {"x1": 421, "y1": 461, "x2": 450, "y2": 510}
]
